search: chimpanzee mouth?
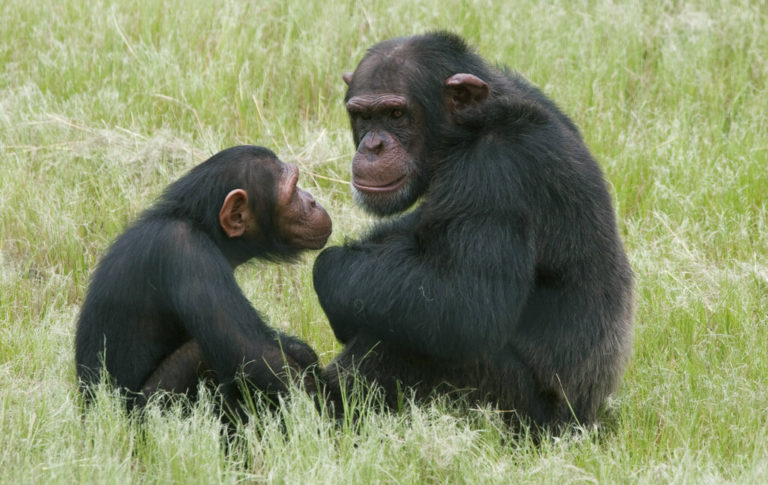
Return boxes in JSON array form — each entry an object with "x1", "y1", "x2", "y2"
[
  {"x1": 352, "y1": 174, "x2": 408, "y2": 193},
  {"x1": 301, "y1": 234, "x2": 332, "y2": 249},
  {"x1": 311, "y1": 229, "x2": 333, "y2": 242}
]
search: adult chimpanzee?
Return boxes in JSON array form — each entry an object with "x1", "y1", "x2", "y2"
[
  {"x1": 75, "y1": 145, "x2": 332, "y2": 413},
  {"x1": 312, "y1": 32, "x2": 633, "y2": 431}
]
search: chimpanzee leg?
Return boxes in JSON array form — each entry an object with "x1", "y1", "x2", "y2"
[
  {"x1": 139, "y1": 340, "x2": 211, "y2": 401},
  {"x1": 321, "y1": 334, "x2": 452, "y2": 414},
  {"x1": 322, "y1": 335, "x2": 563, "y2": 430}
]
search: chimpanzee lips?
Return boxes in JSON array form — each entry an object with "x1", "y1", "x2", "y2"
[{"x1": 352, "y1": 174, "x2": 408, "y2": 193}]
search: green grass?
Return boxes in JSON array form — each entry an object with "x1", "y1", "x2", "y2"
[{"x1": 1, "y1": 0, "x2": 766, "y2": 482}]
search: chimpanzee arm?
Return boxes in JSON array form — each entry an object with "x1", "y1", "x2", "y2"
[
  {"x1": 139, "y1": 327, "x2": 315, "y2": 404},
  {"x1": 313, "y1": 208, "x2": 535, "y2": 360},
  {"x1": 162, "y1": 225, "x2": 316, "y2": 393}
]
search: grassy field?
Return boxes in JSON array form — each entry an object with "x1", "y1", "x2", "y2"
[{"x1": 1, "y1": 0, "x2": 766, "y2": 482}]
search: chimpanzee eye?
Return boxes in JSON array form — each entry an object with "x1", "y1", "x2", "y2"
[{"x1": 391, "y1": 109, "x2": 404, "y2": 119}]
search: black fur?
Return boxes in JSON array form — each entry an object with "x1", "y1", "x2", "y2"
[
  {"x1": 75, "y1": 145, "x2": 318, "y2": 412},
  {"x1": 313, "y1": 32, "x2": 633, "y2": 430}
]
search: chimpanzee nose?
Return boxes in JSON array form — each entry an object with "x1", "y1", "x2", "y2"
[{"x1": 362, "y1": 132, "x2": 384, "y2": 153}]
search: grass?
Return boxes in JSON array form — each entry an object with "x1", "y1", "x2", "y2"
[{"x1": 1, "y1": 0, "x2": 766, "y2": 482}]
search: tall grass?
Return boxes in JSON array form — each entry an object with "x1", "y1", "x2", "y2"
[{"x1": 1, "y1": 0, "x2": 766, "y2": 482}]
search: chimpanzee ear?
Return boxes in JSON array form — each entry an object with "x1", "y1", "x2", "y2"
[
  {"x1": 342, "y1": 72, "x2": 353, "y2": 85},
  {"x1": 445, "y1": 73, "x2": 489, "y2": 112},
  {"x1": 219, "y1": 189, "x2": 250, "y2": 238}
]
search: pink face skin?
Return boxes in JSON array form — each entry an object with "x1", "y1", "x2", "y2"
[{"x1": 273, "y1": 163, "x2": 332, "y2": 249}]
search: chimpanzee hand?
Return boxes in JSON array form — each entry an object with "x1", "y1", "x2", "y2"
[
  {"x1": 240, "y1": 335, "x2": 318, "y2": 399},
  {"x1": 274, "y1": 332, "x2": 320, "y2": 369}
]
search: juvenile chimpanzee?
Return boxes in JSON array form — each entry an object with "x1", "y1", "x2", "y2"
[
  {"x1": 313, "y1": 32, "x2": 634, "y2": 431},
  {"x1": 75, "y1": 145, "x2": 332, "y2": 413}
]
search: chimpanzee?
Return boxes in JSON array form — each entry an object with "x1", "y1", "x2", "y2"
[
  {"x1": 75, "y1": 145, "x2": 332, "y2": 413},
  {"x1": 313, "y1": 32, "x2": 634, "y2": 431}
]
